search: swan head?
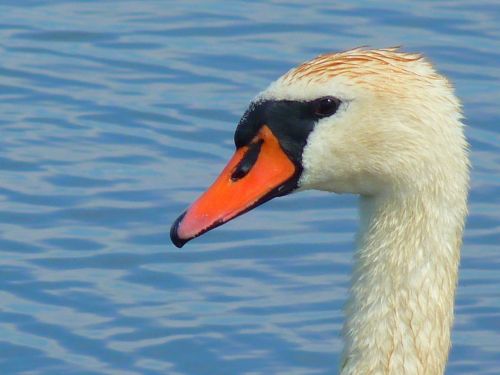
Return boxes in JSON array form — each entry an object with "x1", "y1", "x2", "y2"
[{"x1": 171, "y1": 48, "x2": 467, "y2": 247}]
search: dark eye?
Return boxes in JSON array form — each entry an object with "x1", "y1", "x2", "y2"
[{"x1": 313, "y1": 97, "x2": 341, "y2": 118}]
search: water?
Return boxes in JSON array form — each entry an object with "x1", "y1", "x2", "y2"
[{"x1": 0, "y1": 1, "x2": 499, "y2": 374}]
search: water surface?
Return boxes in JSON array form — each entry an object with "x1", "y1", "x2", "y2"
[{"x1": 0, "y1": 1, "x2": 499, "y2": 374}]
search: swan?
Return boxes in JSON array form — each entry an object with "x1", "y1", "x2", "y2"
[{"x1": 170, "y1": 48, "x2": 470, "y2": 375}]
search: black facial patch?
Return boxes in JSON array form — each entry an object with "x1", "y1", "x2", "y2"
[{"x1": 234, "y1": 97, "x2": 340, "y2": 166}]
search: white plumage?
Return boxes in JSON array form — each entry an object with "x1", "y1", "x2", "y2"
[{"x1": 259, "y1": 48, "x2": 470, "y2": 375}]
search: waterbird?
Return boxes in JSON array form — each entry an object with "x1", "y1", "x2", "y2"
[{"x1": 170, "y1": 47, "x2": 470, "y2": 375}]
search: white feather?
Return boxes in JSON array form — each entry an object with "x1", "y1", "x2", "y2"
[{"x1": 260, "y1": 48, "x2": 469, "y2": 375}]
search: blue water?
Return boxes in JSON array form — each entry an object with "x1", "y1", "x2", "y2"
[{"x1": 0, "y1": 1, "x2": 499, "y2": 374}]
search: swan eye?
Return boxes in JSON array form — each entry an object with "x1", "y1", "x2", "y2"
[{"x1": 313, "y1": 97, "x2": 341, "y2": 118}]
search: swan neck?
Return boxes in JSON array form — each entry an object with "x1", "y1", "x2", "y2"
[{"x1": 341, "y1": 188, "x2": 466, "y2": 375}]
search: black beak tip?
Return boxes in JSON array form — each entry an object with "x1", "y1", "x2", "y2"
[{"x1": 170, "y1": 211, "x2": 188, "y2": 248}]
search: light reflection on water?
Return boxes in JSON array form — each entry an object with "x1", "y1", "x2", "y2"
[{"x1": 0, "y1": 1, "x2": 499, "y2": 374}]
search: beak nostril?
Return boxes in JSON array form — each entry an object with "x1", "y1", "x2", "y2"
[
  {"x1": 231, "y1": 167, "x2": 248, "y2": 182},
  {"x1": 231, "y1": 139, "x2": 263, "y2": 181}
]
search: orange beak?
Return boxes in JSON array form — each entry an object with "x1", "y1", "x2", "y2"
[{"x1": 171, "y1": 125, "x2": 299, "y2": 248}]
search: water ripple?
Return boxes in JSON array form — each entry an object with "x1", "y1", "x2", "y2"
[{"x1": 0, "y1": 1, "x2": 498, "y2": 374}]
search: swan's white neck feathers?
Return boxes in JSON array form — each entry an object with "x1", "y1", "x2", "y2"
[{"x1": 260, "y1": 48, "x2": 470, "y2": 374}]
